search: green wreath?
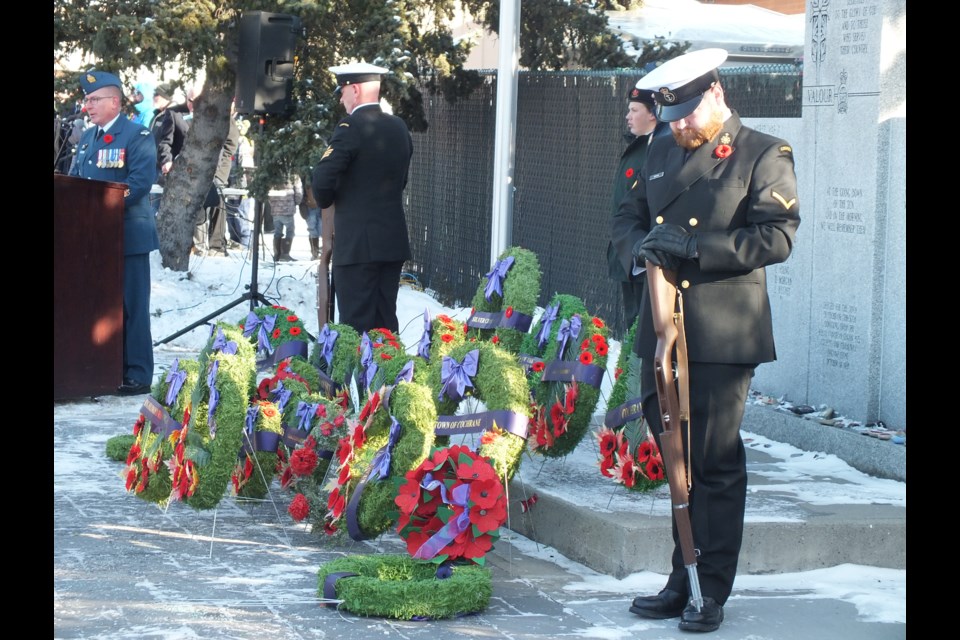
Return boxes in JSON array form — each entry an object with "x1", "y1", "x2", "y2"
[
  {"x1": 231, "y1": 399, "x2": 283, "y2": 499},
  {"x1": 426, "y1": 341, "x2": 530, "y2": 481},
  {"x1": 106, "y1": 434, "x2": 136, "y2": 461},
  {"x1": 355, "y1": 327, "x2": 417, "y2": 404},
  {"x1": 317, "y1": 554, "x2": 491, "y2": 620},
  {"x1": 121, "y1": 357, "x2": 202, "y2": 505},
  {"x1": 240, "y1": 304, "x2": 310, "y2": 368},
  {"x1": 321, "y1": 380, "x2": 437, "y2": 540},
  {"x1": 467, "y1": 246, "x2": 541, "y2": 354},
  {"x1": 309, "y1": 321, "x2": 360, "y2": 406},
  {"x1": 180, "y1": 322, "x2": 258, "y2": 510},
  {"x1": 524, "y1": 294, "x2": 611, "y2": 459},
  {"x1": 598, "y1": 317, "x2": 667, "y2": 492},
  {"x1": 280, "y1": 392, "x2": 352, "y2": 533}
]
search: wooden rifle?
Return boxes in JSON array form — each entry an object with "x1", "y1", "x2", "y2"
[{"x1": 645, "y1": 261, "x2": 703, "y2": 612}]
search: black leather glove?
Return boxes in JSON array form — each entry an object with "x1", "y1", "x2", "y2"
[
  {"x1": 639, "y1": 223, "x2": 699, "y2": 261},
  {"x1": 638, "y1": 245, "x2": 681, "y2": 271}
]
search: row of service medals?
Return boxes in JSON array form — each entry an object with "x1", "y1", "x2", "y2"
[{"x1": 96, "y1": 147, "x2": 126, "y2": 169}]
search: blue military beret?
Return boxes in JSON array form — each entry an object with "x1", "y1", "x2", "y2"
[{"x1": 79, "y1": 70, "x2": 123, "y2": 95}]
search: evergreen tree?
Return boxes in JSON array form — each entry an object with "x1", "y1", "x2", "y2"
[{"x1": 54, "y1": 0, "x2": 671, "y2": 271}]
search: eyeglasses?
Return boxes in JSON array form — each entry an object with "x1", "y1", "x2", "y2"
[{"x1": 83, "y1": 95, "x2": 116, "y2": 105}]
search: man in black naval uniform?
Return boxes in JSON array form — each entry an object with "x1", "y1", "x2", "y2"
[
  {"x1": 70, "y1": 70, "x2": 159, "y2": 395},
  {"x1": 612, "y1": 49, "x2": 801, "y2": 633},
  {"x1": 311, "y1": 62, "x2": 413, "y2": 334}
]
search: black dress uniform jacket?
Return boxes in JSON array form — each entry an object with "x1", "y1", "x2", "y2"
[
  {"x1": 312, "y1": 104, "x2": 413, "y2": 267},
  {"x1": 612, "y1": 112, "x2": 800, "y2": 365}
]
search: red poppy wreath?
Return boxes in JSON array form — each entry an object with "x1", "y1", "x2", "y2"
[{"x1": 395, "y1": 444, "x2": 508, "y2": 566}]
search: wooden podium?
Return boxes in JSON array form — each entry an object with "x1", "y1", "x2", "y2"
[{"x1": 54, "y1": 174, "x2": 125, "y2": 400}]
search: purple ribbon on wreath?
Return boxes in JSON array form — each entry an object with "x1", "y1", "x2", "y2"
[
  {"x1": 164, "y1": 358, "x2": 187, "y2": 406},
  {"x1": 368, "y1": 416, "x2": 402, "y2": 481},
  {"x1": 207, "y1": 359, "x2": 220, "y2": 437},
  {"x1": 439, "y1": 349, "x2": 479, "y2": 402},
  {"x1": 317, "y1": 324, "x2": 338, "y2": 369},
  {"x1": 359, "y1": 332, "x2": 378, "y2": 391},
  {"x1": 270, "y1": 379, "x2": 293, "y2": 413},
  {"x1": 242, "y1": 311, "x2": 276, "y2": 355},
  {"x1": 395, "y1": 360, "x2": 415, "y2": 384},
  {"x1": 536, "y1": 303, "x2": 560, "y2": 350},
  {"x1": 417, "y1": 309, "x2": 432, "y2": 361},
  {"x1": 211, "y1": 328, "x2": 238, "y2": 355},
  {"x1": 413, "y1": 482, "x2": 472, "y2": 560},
  {"x1": 245, "y1": 403, "x2": 260, "y2": 435},
  {"x1": 296, "y1": 401, "x2": 318, "y2": 432},
  {"x1": 556, "y1": 315, "x2": 581, "y2": 360},
  {"x1": 484, "y1": 256, "x2": 514, "y2": 302}
]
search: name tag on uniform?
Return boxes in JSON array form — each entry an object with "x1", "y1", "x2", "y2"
[{"x1": 649, "y1": 172, "x2": 664, "y2": 180}]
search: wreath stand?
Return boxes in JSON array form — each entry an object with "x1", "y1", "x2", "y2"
[{"x1": 198, "y1": 439, "x2": 295, "y2": 558}]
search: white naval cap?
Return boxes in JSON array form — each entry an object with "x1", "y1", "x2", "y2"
[
  {"x1": 637, "y1": 48, "x2": 729, "y2": 122},
  {"x1": 328, "y1": 61, "x2": 389, "y2": 94}
]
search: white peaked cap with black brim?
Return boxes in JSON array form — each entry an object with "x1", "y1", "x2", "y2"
[
  {"x1": 329, "y1": 62, "x2": 390, "y2": 95},
  {"x1": 637, "y1": 48, "x2": 729, "y2": 122}
]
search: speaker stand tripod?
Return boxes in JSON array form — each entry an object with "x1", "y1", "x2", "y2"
[{"x1": 154, "y1": 117, "x2": 272, "y2": 347}]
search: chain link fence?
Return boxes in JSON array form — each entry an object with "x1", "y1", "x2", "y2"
[{"x1": 405, "y1": 65, "x2": 802, "y2": 338}]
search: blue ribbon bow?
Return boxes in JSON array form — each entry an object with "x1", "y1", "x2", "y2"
[
  {"x1": 439, "y1": 349, "x2": 479, "y2": 402},
  {"x1": 242, "y1": 311, "x2": 276, "y2": 355},
  {"x1": 296, "y1": 401, "x2": 319, "y2": 432},
  {"x1": 368, "y1": 417, "x2": 403, "y2": 481},
  {"x1": 317, "y1": 324, "x2": 339, "y2": 369},
  {"x1": 207, "y1": 360, "x2": 220, "y2": 437},
  {"x1": 211, "y1": 328, "x2": 239, "y2": 355},
  {"x1": 413, "y1": 482, "x2": 472, "y2": 560},
  {"x1": 395, "y1": 360, "x2": 415, "y2": 384},
  {"x1": 417, "y1": 309, "x2": 432, "y2": 361},
  {"x1": 271, "y1": 379, "x2": 293, "y2": 413},
  {"x1": 164, "y1": 358, "x2": 187, "y2": 406},
  {"x1": 483, "y1": 256, "x2": 515, "y2": 302},
  {"x1": 245, "y1": 404, "x2": 260, "y2": 435},
  {"x1": 359, "y1": 332, "x2": 379, "y2": 391},
  {"x1": 536, "y1": 303, "x2": 560, "y2": 350},
  {"x1": 556, "y1": 315, "x2": 582, "y2": 360}
]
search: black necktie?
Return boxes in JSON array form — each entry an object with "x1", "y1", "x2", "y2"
[{"x1": 95, "y1": 128, "x2": 104, "y2": 141}]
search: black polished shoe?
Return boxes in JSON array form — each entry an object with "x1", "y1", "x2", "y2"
[
  {"x1": 629, "y1": 588, "x2": 687, "y2": 619},
  {"x1": 117, "y1": 379, "x2": 151, "y2": 396},
  {"x1": 678, "y1": 596, "x2": 724, "y2": 633}
]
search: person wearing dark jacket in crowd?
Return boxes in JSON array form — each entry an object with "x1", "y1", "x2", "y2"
[
  {"x1": 607, "y1": 83, "x2": 671, "y2": 329},
  {"x1": 149, "y1": 82, "x2": 188, "y2": 182}
]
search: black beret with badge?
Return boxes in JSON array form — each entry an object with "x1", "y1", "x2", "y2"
[
  {"x1": 636, "y1": 48, "x2": 729, "y2": 122},
  {"x1": 627, "y1": 85, "x2": 657, "y2": 110}
]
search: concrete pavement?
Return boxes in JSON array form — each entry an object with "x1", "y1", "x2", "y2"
[{"x1": 54, "y1": 366, "x2": 906, "y2": 639}]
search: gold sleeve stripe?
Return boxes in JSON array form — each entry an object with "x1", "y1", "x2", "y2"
[{"x1": 771, "y1": 190, "x2": 797, "y2": 210}]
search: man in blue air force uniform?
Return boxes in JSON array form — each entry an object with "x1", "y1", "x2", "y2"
[{"x1": 70, "y1": 70, "x2": 159, "y2": 396}]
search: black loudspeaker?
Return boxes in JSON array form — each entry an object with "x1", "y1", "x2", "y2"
[{"x1": 235, "y1": 11, "x2": 301, "y2": 115}]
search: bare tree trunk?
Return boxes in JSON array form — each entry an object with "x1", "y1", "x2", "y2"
[{"x1": 156, "y1": 68, "x2": 235, "y2": 271}]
